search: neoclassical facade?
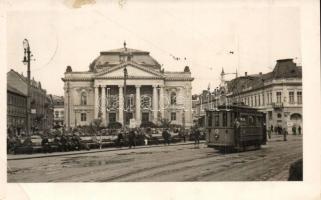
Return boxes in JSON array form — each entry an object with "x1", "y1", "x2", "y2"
[{"x1": 62, "y1": 46, "x2": 194, "y2": 128}]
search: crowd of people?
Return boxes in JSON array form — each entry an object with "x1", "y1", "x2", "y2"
[
  {"x1": 7, "y1": 126, "x2": 205, "y2": 154},
  {"x1": 267, "y1": 125, "x2": 302, "y2": 141}
]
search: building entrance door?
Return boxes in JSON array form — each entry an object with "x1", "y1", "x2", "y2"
[
  {"x1": 142, "y1": 113, "x2": 149, "y2": 122},
  {"x1": 125, "y1": 112, "x2": 133, "y2": 125}
]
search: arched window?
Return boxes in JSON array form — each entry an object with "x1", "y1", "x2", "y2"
[
  {"x1": 170, "y1": 92, "x2": 176, "y2": 105},
  {"x1": 80, "y1": 92, "x2": 87, "y2": 105},
  {"x1": 290, "y1": 113, "x2": 302, "y2": 120}
]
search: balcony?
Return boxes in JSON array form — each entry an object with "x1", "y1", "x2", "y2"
[{"x1": 272, "y1": 102, "x2": 283, "y2": 109}]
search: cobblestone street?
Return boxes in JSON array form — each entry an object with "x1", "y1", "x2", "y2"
[{"x1": 7, "y1": 135, "x2": 302, "y2": 182}]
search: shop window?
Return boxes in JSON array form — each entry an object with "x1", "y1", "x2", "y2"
[{"x1": 277, "y1": 113, "x2": 282, "y2": 118}]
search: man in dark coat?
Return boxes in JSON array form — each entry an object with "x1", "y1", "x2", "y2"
[
  {"x1": 162, "y1": 129, "x2": 170, "y2": 145},
  {"x1": 117, "y1": 131, "x2": 124, "y2": 148},
  {"x1": 292, "y1": 126, "x2": 297, "y2": 135},
  {"x1": 128, "y1": 130, "x2": 136, "y2": 149},
  {"x1": 298, "y1": 126, "x2": 302, "y2": 135},
  {"x1": 194, "y1": 128, "x2": 200, "y2": 148}
]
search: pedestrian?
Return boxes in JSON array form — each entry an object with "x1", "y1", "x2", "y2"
[
  {"x1": 270, "y1": 125, "x2": 274, "y2": 135},
  {"x1": 162, "y1": 128, "x2": 170, "y2": 145},
  {"x1": 117, "y1": 131, "x2": 124, "y2": 148},
  {"x1": 268, "y1": 127, "x2": 271, "y2": 139},
  {"x1": 298, "y1": 125, "x2": 302, "y2": 135},
  {"x1": 262, "y1": 123, "x2": 267, "y2": 145},
  {"x1": 128, "y1": 129, "x2": 136, "y2": 149},
  {"x1": 283, "y1": 127, "x2": 287, "y2": 141},
  {"x1": 194, "y1": 128, "x2": 200, "y2": 148},
  {"x1": 292, "y1": 125, "x2": 297, "y2": 135}
]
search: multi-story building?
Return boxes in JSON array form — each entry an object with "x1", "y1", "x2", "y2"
[
  {"x1": 7, "y1": 69, "x2": 51, "y2": 133},
  {"x1": 52, "y1": 95, "x2": 64, "y2": 128},
  {"x1": 193, "y1": 58, "x2": 302, "y2": 133},
  {"x1": 62, "y1": 44, "x2": 194, "y2": 128},
  {"x1": 7, "y1": 84, "x2": 27, "y2": 136}
]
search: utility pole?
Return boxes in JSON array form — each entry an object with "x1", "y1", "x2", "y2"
[{"x1": 22, "y1": 39, "x2": 32, "y2": 136}]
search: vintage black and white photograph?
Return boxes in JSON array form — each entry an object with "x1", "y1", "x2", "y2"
[
  {"x1": 5, "y1": 1, "x2": 306, "y2": 183},
  {"x1": 2, "y1": 1, "x2": 320, "y2": 199}
]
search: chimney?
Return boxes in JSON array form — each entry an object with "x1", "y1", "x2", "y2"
[
  {"x1": 259, "y1": 72, "x2": 262, "y2": 76},
  {"x1": 245, "y1": 72, "x2": 247, "y2": 76}
]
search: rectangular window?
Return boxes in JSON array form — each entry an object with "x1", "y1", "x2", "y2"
[
  {"x1": 297, "y1": 91, "x2": 302, "y2": 104},
  {"x1": 268, "y1": 111, "x2": 272, "y2": 120},
  {"x1": 81, "y1": 113, "x2": 86, "y2": 121},
  {"x1": 276, "y1": 92, "x2": 282, "y2": 103},
  {"x1": 251, "y1": 97, "x2": 253, "y2": 106},
  {"x1": 222, "y1": 112, "x2": 227, "y2": 127},
  {"x1": 214, "y1": 115, "x2": 220, "y2": 126},
  {"x1": 171, "y1": 112, "x2": 176, "y2": 121},
  {"x1": 289, "y1": 92, "x2": 294, "y2": 104},
  {"x1": 208, "y1": 113, "x2": 212, "y2": 127},
  {"x1": 269, "y1": 92, "x2": 272, "y2": 104},
  {"x1": 109, "y1": 113, "x2": 116, "y2": 123},
  {"x1": 262, "y1": 94, "x2": 265, "y2": 105},
  {"x1": 55, "y1": 111, "x2": 59, "y2": 118},
  {"x1": 258, "y1": 95, "x2": 261, "y2": 106}
]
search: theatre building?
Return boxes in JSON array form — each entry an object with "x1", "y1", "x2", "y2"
[{"x1": 62, "y1": 45, "x2": 194, "y2": 128}]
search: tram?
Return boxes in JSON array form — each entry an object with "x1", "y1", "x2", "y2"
[{"x1": 205, "y1": 103, "x2": 267, "y2": 151}]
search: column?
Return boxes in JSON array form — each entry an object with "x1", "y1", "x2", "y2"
[
  {"x1": 159, "y1": 86, "x2": 165, "y2": 119},
  {"x1": 101, "y1": 86, "x2": 106, "y2": 125},
  {"x1": 118, "y1": 85, "x2": 124, "y2": 125},
  {"x1": 94, "y1": 86, "x2": 99, "y2": 119},
  {"x1": 135, "y1": 85, "x2": 141, "y2": 125},
  {"x1": 186, "y1": 86, "x2": 193, "y2": 127},
  {"x1": 152, "y1": 85, "x2": 158, "y2": 123}
]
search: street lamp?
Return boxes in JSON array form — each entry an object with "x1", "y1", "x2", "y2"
[{"x1": 22, "y1": 39, "x2": 32, "y2": 136}]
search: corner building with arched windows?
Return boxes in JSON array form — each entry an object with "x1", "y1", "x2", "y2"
[{"x1": 62, "y1": 46, "x2": 194, "y2": 128}]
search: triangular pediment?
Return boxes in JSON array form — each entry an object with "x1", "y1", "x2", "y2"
[{"x1": 95, "y1": 62, "x2": 164, "y2": 79}]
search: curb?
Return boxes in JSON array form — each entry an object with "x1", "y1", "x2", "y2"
[{"x1": 7, "y1": 141, "x2": 205, "y2": 161}]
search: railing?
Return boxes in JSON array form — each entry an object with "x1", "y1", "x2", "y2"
[{"x1": 272, "y1": 102, "x2": 283, "y2": 109}]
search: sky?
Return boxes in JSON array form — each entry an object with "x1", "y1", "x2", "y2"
[{"x1": 6, "y1": 1, "x2": 301, "y2": 96}]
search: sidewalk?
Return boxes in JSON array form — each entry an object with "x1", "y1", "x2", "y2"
[{"x1": 7, "y1": 141, "x2": 204, "y2": 161}]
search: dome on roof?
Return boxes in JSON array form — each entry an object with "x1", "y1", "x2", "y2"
[{"x1": 89, "y1": 47, "x2": 161, "y2": 72}]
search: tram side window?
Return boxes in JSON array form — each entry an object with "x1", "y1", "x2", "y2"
[
  {"x1": 230, "y1": 112, "x2": 235, "y2": 127},
  {"x1": 222, "y1": 112, "x2": 227, "y2": 127},
  {"x1": 214, "y1": 115, "x2": 220, "y2": 126},
  {"x1": 208, "y1": 113, "x2": 213, "y2": 127},
  {"x1": 240, "y1": 115, "x2": 248, "y2": 126},
  {"x1": 248, "y1": 116, "x2": 256, "y2": 126}
]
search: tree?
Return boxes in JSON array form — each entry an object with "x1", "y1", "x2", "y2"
[
  {"x1": 92, "y1": 118, "x2": 102, "y2": 133},
  {"x1": 158, "y1": 118, "x2": 171, "y2": 128}
]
